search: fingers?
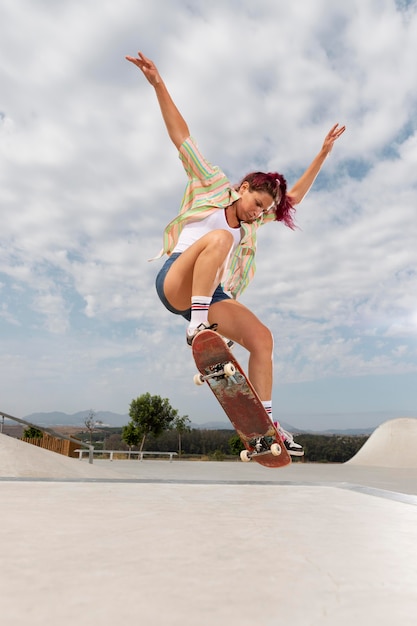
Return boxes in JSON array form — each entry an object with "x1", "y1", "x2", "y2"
[
  {"x1": 125, "y1": 51, "x2": 161, "y2": 86},
  {"x1": 125, "y1": 55, "x2": 144, "y2": 69},
  {"x1": 330, "y1": 124, "x2": 346, "y2": 138},
  {"x1": 321, "y1": 123, "x2": 345, "y2": 154},
  {"x1": 125, "y1": 51, "x2": 153, "y2": 70},
  {"x1": 326, "y1": 124, "x2": 345, "y2": 145},
  {"x1": 138, "y1": 51, "x2": 151, "y2": 65}
]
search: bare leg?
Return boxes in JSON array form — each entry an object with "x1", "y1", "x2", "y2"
[
  {"x1": 208, "y1": 299, "x2": 274, "y2": 401},
  {"x1": 161, "y1": 241, "x2": 304, "y2": 454},
  {"x1": 163, "y1": 229, "x2": 234, "y2": 310},
  {"x1": 162, "y1": 231, "x2": 273, "y2": 398}
]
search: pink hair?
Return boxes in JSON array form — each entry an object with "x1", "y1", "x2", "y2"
[{"x1": 237, "y1": 171, "x2": 296, "y2": 229}]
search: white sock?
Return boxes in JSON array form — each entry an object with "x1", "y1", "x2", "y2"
[
  {"x1": 262, "y1": 400, "x2": 273, "y2": 423},
  {"x1": 188, "y1": 296, "x2": 212, "y2": 335},
  {"x1": 262, "y1": 401, "x2": 282, "y2": 432}
]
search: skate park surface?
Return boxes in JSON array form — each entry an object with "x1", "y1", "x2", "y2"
[{"x1": 1, "y1": 417, "x2": 417, "y2": 626}]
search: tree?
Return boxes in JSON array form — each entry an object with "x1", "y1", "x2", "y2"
[
  {"x1": 23, "y1": 426, "x2": 43, "y2": 439},
  {"x1": 229, "y1": 433, "x2": 244, "y2": 455},
  {"x1": 122, "y1": 421, "x2": 142, "y2": 456},
  {"x1": 173, "y1": 415, "x2": 191, "y2": 457},
  {"x1": 83, "y1": 409, "x2": 103, "y2": 445},
  {"x1": 122, "y1": 393, "x2": 179, "y2": 452}
]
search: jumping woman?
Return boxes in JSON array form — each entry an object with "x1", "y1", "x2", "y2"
[{"x1": 126, "y1": 51, "x2": 345, "y2": 455}]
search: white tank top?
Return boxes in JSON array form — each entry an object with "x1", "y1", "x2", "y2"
[{"x1": 172, "y1": 210, "x2": 241, "y2": 254}]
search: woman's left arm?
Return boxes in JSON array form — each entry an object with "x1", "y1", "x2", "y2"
[{"x1": 288, "y1": 124, "x2": 345, "y2": 205}]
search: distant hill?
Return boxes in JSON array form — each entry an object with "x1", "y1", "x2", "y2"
[
  {"x1": 7, "y1": 409, "x2": 412, "y2": 435},
  {"x1": 20, "y1": 412, "x2": 304, "y2": 432},
  {"x1": 23, "y1": 411, "x2": 130, "y2": 428}
]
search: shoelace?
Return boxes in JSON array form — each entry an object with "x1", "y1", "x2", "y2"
[
  {"x1": 193, "y1": 322, "x2": 218, "y2": 334},
  {"x1": 279, "y1": 427, "x2": 294, "y2": 443}
]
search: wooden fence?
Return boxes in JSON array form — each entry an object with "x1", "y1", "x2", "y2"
[{"x1": 21, "y1": 433, "x2": 80, "y2": 458}]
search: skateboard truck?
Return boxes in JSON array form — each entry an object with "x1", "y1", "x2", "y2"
[
  {"x1": 240, "y1": 436, "x2": 282, "y2": 462},
  {"x1": 254, "y1": 436, "x2": 269, "y2": 453},
  {"x1": 193, "y1": 361, "x2": 236, "y2": 386}
]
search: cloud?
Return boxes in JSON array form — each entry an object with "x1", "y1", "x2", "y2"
[{"x1": 1, "y1": 0, "x2": 416, "y2": 426}]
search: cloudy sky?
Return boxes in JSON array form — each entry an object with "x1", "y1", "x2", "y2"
[{"x1": 1, "y1": 0, "x2": 416, "y2": 431}]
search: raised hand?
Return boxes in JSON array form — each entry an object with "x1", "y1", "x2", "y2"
[
  {"x1": 125, "y1": 51, "x2": 161, "y2": 87},
  {"x1": 322, "y1": 123, "x2": 346, "y2": 154}
]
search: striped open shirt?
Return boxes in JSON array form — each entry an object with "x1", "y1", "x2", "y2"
[{"x1": 155, "y1": 136, "x2": 277, "y2": 298}]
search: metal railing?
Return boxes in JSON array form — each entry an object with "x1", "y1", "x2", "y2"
[{"x1": 75, "y1": 449, "x2": 178, "y2": 462}]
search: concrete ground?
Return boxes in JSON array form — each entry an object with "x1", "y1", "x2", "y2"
[{"x1": 1, "y1": 421, "x2": 417, "y2": 626}]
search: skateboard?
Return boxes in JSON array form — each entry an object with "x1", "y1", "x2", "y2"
[{"x1": 192, "y1": 330, "x2": 291, "y2": 468}]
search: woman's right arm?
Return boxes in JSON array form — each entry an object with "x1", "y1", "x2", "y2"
[{"x1": 126, "y1": 51, "x2": 190, "y2": 150}]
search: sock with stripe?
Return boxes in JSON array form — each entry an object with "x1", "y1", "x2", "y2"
[
  {"x1": 262, "y1": 400, "x2": 281, "y2": 430},
  {"x1": 187, "y1": 296, "x2": 212, "y2": 335},
  {"x1": 262, "y1": 400, "x2": 273, "y2": 423}
]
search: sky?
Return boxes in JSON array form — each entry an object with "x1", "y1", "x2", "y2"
[{"x1": 1, "y1": 0, "x2": 417, "y2": 431}]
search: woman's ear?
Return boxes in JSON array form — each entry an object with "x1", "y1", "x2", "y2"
[{"x1": 238, "y1": 181, "x2": 250, "y2": 194}]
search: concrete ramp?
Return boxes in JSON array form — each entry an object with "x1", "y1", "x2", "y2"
[
  {"x1": 347, "y1": 417, "x2": 417, "y2": 468},
  {"x1": 0, "y1": 433, "x2": 136, "y2": 479}
]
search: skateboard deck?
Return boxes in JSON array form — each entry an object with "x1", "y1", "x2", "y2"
[{"x1": 192, "y1": 330, "x2": 291, "y2": 468}]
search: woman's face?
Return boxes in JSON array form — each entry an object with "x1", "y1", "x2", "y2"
[{"x1": 236, "y1": 182, "x2": 274, "y2": 223}]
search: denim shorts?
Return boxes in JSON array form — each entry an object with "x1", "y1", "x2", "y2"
[{"x1": 155, "y1": 252, "x2": 231, "y2": 321}]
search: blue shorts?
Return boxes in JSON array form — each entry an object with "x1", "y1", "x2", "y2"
[{"x1": 155, "y1": 252, "x2": 231, "y2": 321}]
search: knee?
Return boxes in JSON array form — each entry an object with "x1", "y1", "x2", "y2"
[
  {"x1": 248, "y1": 323, "x2": 274, "y2": 354},
  {"x1": 260, "y1": 324, "x2": 274, "y2": 351},
  {"x1": 206, "y1": 229, "x2": 234, "y2": 252}
]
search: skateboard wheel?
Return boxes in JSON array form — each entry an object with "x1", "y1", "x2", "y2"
[
  {"x1": 223, "y1": 362, "x2": 236, "y2": 377},
  {"x1": 193, "y1": 373, "x2": 205, "y2": 386},
  {"x1": 240, "y1": 450, "x2": 251, "y2": 462},
  {"x1": 270, "y1": 443, "x2": 281, "y2": 456}
]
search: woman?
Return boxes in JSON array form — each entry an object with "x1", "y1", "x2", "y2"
[{"x1": 126, "y1": 51, "x2": 345, "y2": 455}]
